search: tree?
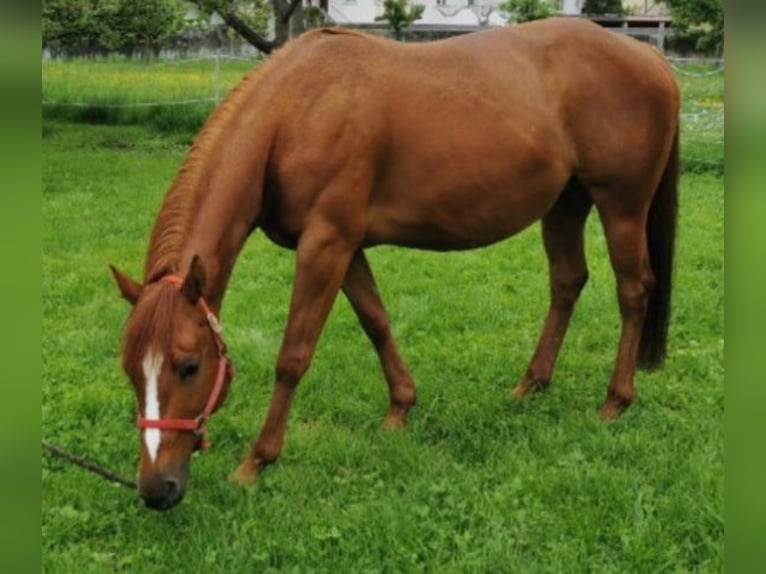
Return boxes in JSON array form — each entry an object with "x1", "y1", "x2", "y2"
[
  {"x1": 666, "y1": 0, "x2": 723, "y2": 55},
  {"x1": 501, "y1": 0, "x2": 557, "y2": 23},
  {"x1": 43, "y1": 0, "x2": 119, "y2": 55},
  {"x1": 375, "y1": 0, "x2": 425, "y2": 41},
  {"x1": 110, "y1": 0, "x2": 186, "y2": 58},
  {"x1": 42, "y1": 0, "x2": 186, "y2": 57},
  {"x1": 581, "y1": 0, "x2": 624, "y2": 15},
  {"x1": 197, "y1": 0, "x2": 304, "y2": 54}
]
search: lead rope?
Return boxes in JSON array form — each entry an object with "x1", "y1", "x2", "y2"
[{"x1": 42, "y1": 440, "x2": 136, "y2": 490}]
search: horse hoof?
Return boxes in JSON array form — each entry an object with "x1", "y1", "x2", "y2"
[
  {"x1": 510, "y1": 383, "x2": 530, "y2": 400},
  {"x1": 382, "y1": 411, "x2": 407, "y2": 431},
  {"x1": 598, "y1": 399, "x2": 629, "y2": 421},
  {"x1": 229, "y1": 459, "x2": 261, "y2": 486},
  {"x1": 511, "y1": 377, "x2": 549, "y2": 400}
]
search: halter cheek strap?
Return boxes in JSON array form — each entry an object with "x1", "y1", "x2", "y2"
[{"x1": 136, "y1": 275, "x2": 234, "y2": 450}]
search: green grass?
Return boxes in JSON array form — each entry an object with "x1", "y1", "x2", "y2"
[
  {"x1": 677, "y1": 62, "x2": 724, "y2": 175},
  {"x1": 42, "y1": 59, "x2": 724, "y2": 572},
  {"x1": 42, "y1": 57, "x2": 256, "y2": 133}
]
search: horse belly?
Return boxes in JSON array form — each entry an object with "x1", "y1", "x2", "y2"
[
  {"x1": 362, "y1": 96, "x2": 572, "y2": 250},
  {"x1": 366, "y1": 173, "x2": 565, "y2": 251}
]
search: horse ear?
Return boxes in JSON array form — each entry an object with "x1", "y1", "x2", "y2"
[
  {"x1": 181, "y1": 255, "x2": 206, "y2": 304},
  {"x1": 109, "y1": 265, "x2": 142, "y2": 305}
]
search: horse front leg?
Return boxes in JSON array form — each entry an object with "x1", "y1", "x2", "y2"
[
  {"x1": 342, "y1": 251, "x2": 416, "y2": 429},
  {"x1": 231, "y1": 223, "x2": 356, "y2": 485}
]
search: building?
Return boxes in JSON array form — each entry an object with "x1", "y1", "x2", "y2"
[{"x1": 319, "y1": 0, "x2": 668, "y2": 27}]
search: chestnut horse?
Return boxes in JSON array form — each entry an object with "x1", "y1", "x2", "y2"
[{"x1": 110, "y1": 18, "x2": 679, "y2": 510}]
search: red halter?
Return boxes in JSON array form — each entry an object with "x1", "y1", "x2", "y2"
[{"x1": 136, "y1": 275, "x2": 234, "y2": 450}]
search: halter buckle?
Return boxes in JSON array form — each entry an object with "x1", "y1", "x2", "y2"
[{"x1": 193, "y1": 415, "x2": 208, "y2": 434}]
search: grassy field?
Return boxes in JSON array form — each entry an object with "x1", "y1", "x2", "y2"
[
  {"x1": 41, "y1": 55, "x2": 724, "y2": 174},
  {"x1": 42, "y1": 57, "x2": 255, "y2": 132},
  {"x1": 42, "y1": 58, "x2": 724, "y2": 572}
]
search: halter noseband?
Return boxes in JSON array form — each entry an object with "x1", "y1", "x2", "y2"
[{"x1": 136, "y1": 275, "x2": 234, "y2": 450}]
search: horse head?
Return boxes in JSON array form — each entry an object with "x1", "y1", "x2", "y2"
[{"x1": 110, "y1": 255, "x2": 233, "y2": 510}]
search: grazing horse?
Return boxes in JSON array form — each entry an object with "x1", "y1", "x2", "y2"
[{"x1": 110, "y1": 18, "x2": 679, "y2": 510}]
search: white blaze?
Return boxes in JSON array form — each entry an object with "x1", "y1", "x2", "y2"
[{"x1": 142, "y1": 352, "x2": 164, "y2": 463}]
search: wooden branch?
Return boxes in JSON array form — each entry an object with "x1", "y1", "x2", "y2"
[
  {"x1": 42, "y1": 440, "x2": 137, "y2": 490},
  {"x1": 219, "y1": 11, "x2": 275, "y2": 54},
  {"x1": 279, "y1": 0, "x2": 303, "y2": 23}
]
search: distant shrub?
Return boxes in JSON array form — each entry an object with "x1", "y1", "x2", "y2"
[
  {"x1": 581, "y1": 0, "x2": 624, "y2": 15},
  {"x1": 502, "y1": 0, "x2": 558, "y2": 23}
]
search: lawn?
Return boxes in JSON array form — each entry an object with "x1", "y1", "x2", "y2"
[{"x1": 42, "y1": 58, "x2": 724, "y2": 572}]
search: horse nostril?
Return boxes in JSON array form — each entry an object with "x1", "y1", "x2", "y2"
[
  {"x1": 164, "y1": 479, "x2": 179, "y2": 500},
  {"x1": 141, "y1": 477, "x2": 183, "y2": 511}
]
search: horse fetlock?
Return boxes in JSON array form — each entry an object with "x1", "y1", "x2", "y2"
[
  {"x1": 276, "y1": 346, "x2": 312, "y2": 386},
  {"x1": 392, "y1": 383, "x2": 416, "y2": 409},
  {"x1": 252, "y1": 434, "x2": 283, "y2": 464}
]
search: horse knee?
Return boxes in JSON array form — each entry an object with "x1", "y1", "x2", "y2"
[{"x1": 276, "y1": 345, "x2": 312, "y2": 386}]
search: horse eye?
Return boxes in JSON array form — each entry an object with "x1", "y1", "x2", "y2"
[{"x1": 178, "y1": 359, "x2": 199, "y2": 381}]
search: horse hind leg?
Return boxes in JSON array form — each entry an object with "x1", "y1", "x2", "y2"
[
  {"x1": 592, "y1": 188, "x2": 656, "y2": 420},
  {"x1": 513, "y1": 179, "x2": 592, "y2": 399},
  {"x1": 342, "y1": 251, "x2": 416, "y2": 429}
]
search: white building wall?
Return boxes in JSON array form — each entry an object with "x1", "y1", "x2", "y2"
[
  {"x1": 324, "y1": 0, "x2": 667, "y2": 27},
  {"x1": 560, "y1": 0, "x2": 582, "y2": 15},
  {"x1": 327, "y1": 0, "x2": 511, "y2": 26},
  {"x1": 327, "y1": 0, "x2": 381, "y2": 24}
]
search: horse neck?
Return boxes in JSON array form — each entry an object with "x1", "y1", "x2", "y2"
[{"x1": 144, "y1": 125, "x2": 268, "y2": 310}]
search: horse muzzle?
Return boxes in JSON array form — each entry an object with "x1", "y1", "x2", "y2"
[{"x1": 139, "y1": 469, "x2": 187, "y2": 511}]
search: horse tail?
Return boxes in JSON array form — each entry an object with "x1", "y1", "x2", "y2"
[{"x1": 638, "y1": 123, "x2": 679, "y2": 370}]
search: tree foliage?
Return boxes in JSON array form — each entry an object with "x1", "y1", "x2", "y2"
[
  {"x1": 375, "y1": 0, "x2": 425, "y2": 40},
  {"x1": 42, "y1": 0, "x2": 186, "y2": 56},
  {"x1": 110, "y1": 0, "x2": 186, "y2": 56},
  {"x1": 43, "y1": 0, "x2": 118, "y2": 54},
  {"x1": 581, "y1": 0, "x2": 624, "y2": 15},
  {"x1": 42, "y1": 0, "x2": 305, "y2": 56},
  {"x1": 501, "y1": 0, "x2": 558, "y2": 23},
  {"x1": 667, "y1": 0, "x2": 723, "y2": 55}
]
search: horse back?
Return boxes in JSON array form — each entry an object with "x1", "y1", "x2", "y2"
[{"x1": 258, "y1": 19, "x2": 679, "y2": 249}]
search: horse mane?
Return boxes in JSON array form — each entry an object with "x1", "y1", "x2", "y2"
[
  {"x1": 141, "y1": 29, "x2": 379, "y2": 283},
  {"x1": 142, "y1": 42, "x2": 300, "y2": 283}
]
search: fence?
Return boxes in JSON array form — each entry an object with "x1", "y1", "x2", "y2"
[{"x1": 42, "y1": 53, "x2": 723, "y2": 174}]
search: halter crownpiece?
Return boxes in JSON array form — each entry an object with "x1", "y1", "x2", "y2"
[{"x1": 136, "y1": 274, "x2": 234, "y2": 450}]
